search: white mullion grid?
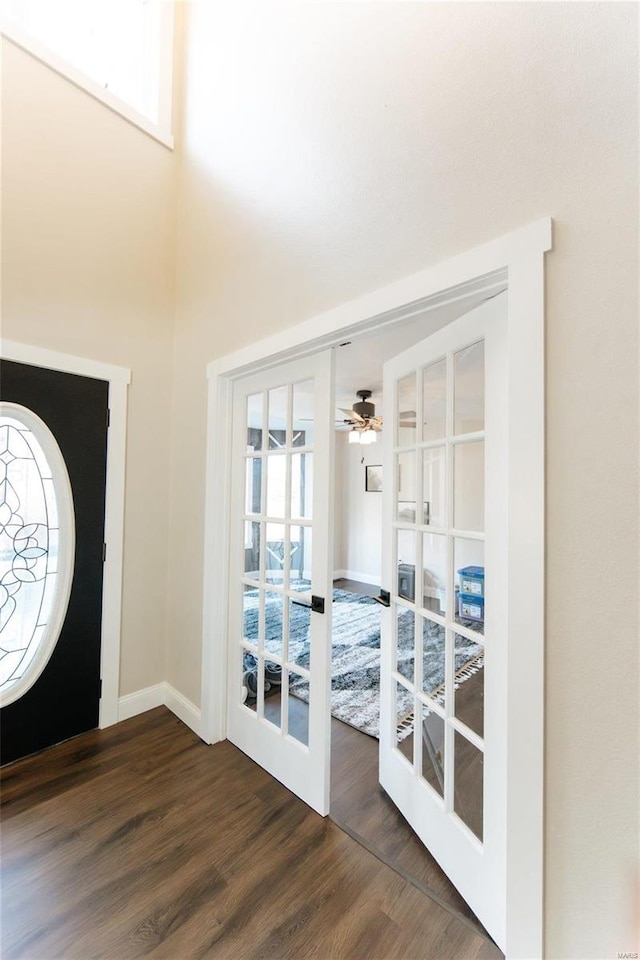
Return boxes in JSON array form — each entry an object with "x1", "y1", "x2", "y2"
[
  {"x1": 241, "y1": 644, "x2": 257, "y2": 716},
  {"x1": 415, "y1": 686, "x2": 446, "y2": 720},
  {"x1": 450, "y1": 430, "x2": 485, "y2": 446},
  {"x1": 257, "y1": 572, "x2": 265, "y2": 662},
  {"x1": 284, "y1": 443, "x2": 313, "y2": 454},
  {"x1": 411, "y1": 609, "x2": 420, "y2": 774},
  {"x1": 450, "y1": 811, "x2": 484, "y2": 852},
  {"x1": 256, "y1": 392, "x2": 268, "y2": 720},
  {"x1": 450, "y1": 715, "x2": 484, "y2": 752},
  {"x1": 417, "y1": 606, "x2": 447, "y2": 629},
  {"x1": 416, "y1": 683, "x2": 448, "y2": 792},
  {"x1": 286, "y1": 382, "x2": 293, "y2": 449},
  {"x1": 453, "y1": 621, "x2": 485, "y2": 646},
  {"x1": 450, "y1": 528, "x2": 484, "y2": 541},
  {"x1": 281, "y1": 662, "x2": 290, "y2": 737},
  {"x1": 281, "y1": 559, "x2": 290, "y2": 733},
  {"x1": 281, "y1": 385, "x2": 294, "y2": 733},
  {"x1": 414, "y1": 437, "x2": 448, "y2": 452},
  {"x1": 413, "y1": 361, "x2": 424, "y2": 775},
  {"x1": 444, "y1": 348, "x2": 456, "y2": 813},
  {"x1": 261, "y1": 576, "x2": 282, "y2": 594},
  {"x1": 391, "y1": 373, "x2": 406, "y2": 752},
  {"x1": 445, "y1": 343, "x2": 488, "y2": 816},
  {"x1": 281, "y1": 551, "x2": 290, "y2": 731},
  {"x1": 389, "y1": 374, "x2": 398, "y2": 748},
  {"x1": 287, "y1": 662, "x2": 310, "y2": 681},
  {"x1": 283, "y1": 519, "x2": 292, "y2": 594},
  {"x1": 391, "y1": 593, "x2": 398, "y2": 681},
  {"x1": 392, "y1": 520, "x2": 420, "y2": 531},
  {"x1": 393, "y1": 370, "x2": 400, "y2": 450},
  {"x1": 414, "y1": 604, "x2": 424, "y2": 780},
  {"x1": 242, "y1": 572, "x2": 261, "y2": 589},
  {"x1": 416, "y1": 525, "x2": 447, "y2": 537}
]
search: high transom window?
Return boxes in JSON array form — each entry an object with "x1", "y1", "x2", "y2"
[{"x1": 0, "y1": 0, "x2": 174, "y2": 146}]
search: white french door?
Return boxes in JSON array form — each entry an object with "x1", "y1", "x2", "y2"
[
  {"x1": 380, "y1": 294, "x2": 508, "y2": 949},
  {"x1": 227, "y1": 351, "x2": 334, "y2": 815}
]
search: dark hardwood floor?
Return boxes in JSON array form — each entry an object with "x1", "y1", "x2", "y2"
[
  {"x1": 330, "y1": 718, "x2": 487, "y2": 936},
  {"x1": 333, "y1": 577, "x2": 380, "y2": 599},
  {"x1": 1, "y1": 708, "x2": 501, "y2": 960},
  {"x1": 329, "y1": 577, "x2": 489, "y2": 936}
]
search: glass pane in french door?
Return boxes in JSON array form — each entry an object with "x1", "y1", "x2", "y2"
[
  {"x1": 240, "y1": 379, "x2": 315, "y2": 750},
  {"x1": 391, "y1": 337, "x2": 486, "y2": 839}
]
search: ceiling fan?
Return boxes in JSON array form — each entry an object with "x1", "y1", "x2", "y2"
[
  {"x1": 339, "y1": 390, "x2": 383, "y2": 434},
  {"x1": 338, "y1": 389, "x2": 416, "y2": 425},
  {"x1": 301, "y1": 389, "x2": 415, "y2": 444}
]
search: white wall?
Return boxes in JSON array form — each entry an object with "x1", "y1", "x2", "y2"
[
  {"x1": 170, "y1": 5, "x2": 638, "y2": 959},
  {"x1": 1, "y1": 38, "x2": 177, "y2": 696},
  {"x1": 334, "y1": 431, "x2": 382, "y2": 585}
]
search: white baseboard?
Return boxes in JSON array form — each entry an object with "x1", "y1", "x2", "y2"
[
  {"x1": 118, "y1": 682, "x2": 202, "y2": 739},
  {"x1": 118, "y1": 683, "x2": 165, "y2": 722},
  {"x1": 334, "y1": 569, "x2": 380, "y2": 587},
  {"x1": 164, "y1": 684, "x2": 202, "y2": 738}
]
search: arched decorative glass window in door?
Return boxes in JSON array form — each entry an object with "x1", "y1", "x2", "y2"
[{"x1": 0, "y1": 404, "x2": 75, "y2": 707}]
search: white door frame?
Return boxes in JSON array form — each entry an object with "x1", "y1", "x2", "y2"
[
  {"x1": 0, "y1": 340, "x2": 130, "y2": 729},
  {"x1": 201, "y1": 217, "x2": 551, "y2": 960}
]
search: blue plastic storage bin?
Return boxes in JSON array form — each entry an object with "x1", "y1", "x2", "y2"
[
  {"x1": 458, "y1": 565, "x2": 484, "y2": 598},
  {"x1": 458, "y1": 593, "x2": 484, "y2": 623}
]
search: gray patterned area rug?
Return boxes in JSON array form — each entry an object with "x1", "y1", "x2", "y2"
[{"x1": 287, "y1": 589, "x2": 483, "y2": 739}]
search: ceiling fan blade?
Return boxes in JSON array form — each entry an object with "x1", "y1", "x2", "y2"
[{"x1": 340, "y1": 408, "x2": 365, "y2": 423}]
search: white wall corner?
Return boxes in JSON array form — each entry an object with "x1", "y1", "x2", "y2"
[{"x1": 118, "y1": 682, "x2": 203, "y2": 739}]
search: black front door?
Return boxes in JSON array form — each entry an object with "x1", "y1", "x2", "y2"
[{"x1": 0, "y1": 360, "x2": 109, "y2": 764}]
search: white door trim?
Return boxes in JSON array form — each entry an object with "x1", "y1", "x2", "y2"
[
  {"x1": 0, "y1": 339, "x2": 130, "y2": 729},
  {"x1": 201, "y1": 217, "x2": 551, "y2": 960}
]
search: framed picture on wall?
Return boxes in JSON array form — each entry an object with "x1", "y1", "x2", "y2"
[{"x1": 365, "y1": 464, "x2": 383, "y2": 492}]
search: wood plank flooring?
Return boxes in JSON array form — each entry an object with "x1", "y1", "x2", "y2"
[
  {"x1": 1, "y1": 708, "x2": 501, "y2": 960},
  {"x1": 333, "y1": 578, "x2": 380, "y2": 599},
  {"x1": 330, "y1": 718, "x2": 488, "y2": 935},
  {"x1": 329, "y1": 578, "x2": 487, "y2": 932}
]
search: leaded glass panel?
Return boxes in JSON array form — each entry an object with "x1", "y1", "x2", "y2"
[{"x1": 0, "y1": 408, "x2": 74, "y2": 705}]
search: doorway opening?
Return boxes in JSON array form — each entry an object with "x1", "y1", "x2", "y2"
[{"x1": 203, "y1": 217, "x2": 549, "y2": 958}]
